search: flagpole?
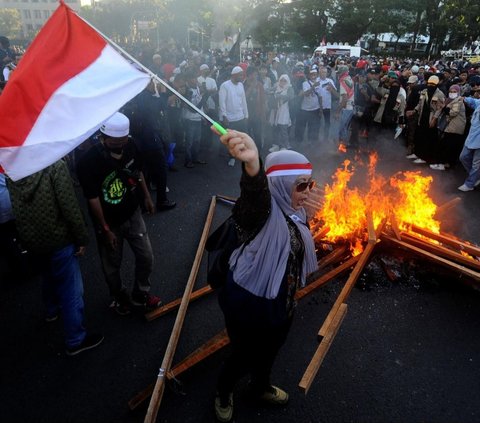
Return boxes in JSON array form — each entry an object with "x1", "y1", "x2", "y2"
[{"x1": 75, "y1": 14, "x2": 228, "y2": 136}]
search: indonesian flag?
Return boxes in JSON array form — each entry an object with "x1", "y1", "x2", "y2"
[{"x1": 0, "y1": 0, "x2": 150, "y2": 181}]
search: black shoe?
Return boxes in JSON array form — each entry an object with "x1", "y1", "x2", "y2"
[
  {"x1": 184, "y1": 162, "x2": 194, "y2": 168},
  {"x1": 157, "y1": 199, "x2": 176, "y2": 211},
  {"x1": 131, "y1": 292, "x2": 162, "y2": 311},
  {"x1": 66, "y1": 333, "x2": 104, "y2": 356}
]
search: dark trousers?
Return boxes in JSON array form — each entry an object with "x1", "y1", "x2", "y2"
[
  {"x1": 217, "y1": 316, "x2": 292, "y2": 399},
  {"x1": 436, "y1": 132, "x2": 465, "y2": 166},
  {"x1": 96, "y1": 208, "x2": 154, "y2": 299},
  {"x1": 295, "y1": 109, "x2": 320, "y2": 144},
  {"x1": 142, "y1": 149, "x2": 168, "y2": 205},
  {"x1": 320, "y1": 108, "x2": 331, "y2": 140}
]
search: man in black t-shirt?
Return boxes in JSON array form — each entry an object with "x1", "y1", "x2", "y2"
[{"x1": 77, "y1": 112, "x2": 162, "y2": 315}]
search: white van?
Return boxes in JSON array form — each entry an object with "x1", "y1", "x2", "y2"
[{"x1": 313, "y1": 45, "x2": 363, "y2": 57}]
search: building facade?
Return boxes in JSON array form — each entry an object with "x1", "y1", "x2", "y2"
[{"x1": 0, "y1": 0, "x2": 82, "y2": 38}]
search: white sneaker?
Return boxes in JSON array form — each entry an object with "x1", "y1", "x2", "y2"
[
  {"x1": 429, "y1": 164, "x2": 445, "y2": 171},
  {"x1": 165, "y1": 186, "x2": 169, "y2": 193},
  {"x1": 413, "y1": 158, "x2": 426, "y2": 164},
  {"x1": 406, "y1": 154, "x2": 418, "y2": 159},
  {"x1": 227, "y1": 158, "x2": 235, "y2": 167},
  {"x1": 268, "y1": 144, "x2": 280, "y2": 153},
  {"x1": 458, "y1": 184, "x2": 474, "y2": 192}
]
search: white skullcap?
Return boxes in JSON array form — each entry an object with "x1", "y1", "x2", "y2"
[
  {"x1": 100, "y1": 112, "x2": 129, "y2": 138},
  {"x1": 199, "y1": 64, "x2": 209, "y2": 71},
  {"x1": 231, "y1": 66, "x2": 243, "y2": 75}
]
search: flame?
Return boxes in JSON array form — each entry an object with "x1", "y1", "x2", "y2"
[
  {"x1": 338, "y1": 143, "x2": 347, "y2": 153},
  {"x1": 313, "y1": 154, "x2": 440, "y2": 254}
]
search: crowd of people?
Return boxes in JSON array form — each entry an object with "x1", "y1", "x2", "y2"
[{"x1": 2, "y1": 32, "x2": 480, "y2": 422}]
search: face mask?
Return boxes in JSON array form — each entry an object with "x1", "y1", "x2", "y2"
[{"x1": 449, "y1": 92, "x2": 458, "y2": 99}]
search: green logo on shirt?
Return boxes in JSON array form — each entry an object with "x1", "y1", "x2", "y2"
[{"x1": 102, "y1": 171, "x2": 126, "y2": 205}]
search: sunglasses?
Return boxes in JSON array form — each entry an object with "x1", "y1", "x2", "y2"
[{"x1": 295, "y1": 179, "x2": 316, "y2": 192}]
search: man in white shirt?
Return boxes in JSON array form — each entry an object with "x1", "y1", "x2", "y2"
[
  {"x1": 318, "y1": 67, "x2": 337, "y2": 141},
  {"x1": 219, "y1": 66, "x2": 249, "y2": 166},
  {"x1": 295, "y1": 68, "x2": 321, "y2": 144}
]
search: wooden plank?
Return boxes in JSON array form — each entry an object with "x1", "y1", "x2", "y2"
[
  {"x1": 129, "y1": 330, "x2": 230, "y2": 411},
  {"x1": 400, "y1": 233, "x2": 480, "y2": 271},
  {"x1": 299, "y1": 303, "x2": 348, "y2": 393},
  {"x1": 317, "y1": 245, "x2": 348, "y2": 270},
  {"x1": 366, "y1": 211, "x2": 376, "y2": 244},
  {"x1": 435, "y1": 197, "x2": 462, "y2": 215},
  {"x1": 410, "y1": 224, "x2": 480, "y2": 258},
  {"x1": 389, "y1": 213, "x2": 402, "y2": 241},
  {"x1": 145, "y1": 285, "x2": 213, "y2": 322},
  {"x1": 167, "y1": 329, "x2": 229, "y2": 379},
  {"x1": 298, "y1": 255, "x2": 360, "y2": 300},
  {"x1": 318, "y1": 241, "x2": 377, "y2": 338},
  {"x1": 313, "y1": 226, "x2": 330, "y2": 243},
  {"x1": 381, "y1": 235, "x2": 480, "y2": 282},
  {"x1": 144, "y1": 197, "x2": 217, "y2": 423}
]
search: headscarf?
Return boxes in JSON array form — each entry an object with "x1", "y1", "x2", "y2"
[
  {"x1": 229, "y1": 150, "x2": 318, "y2": 299},
  {"x1": 275, "y1": 74, "x2": 291, "y2": 95}
]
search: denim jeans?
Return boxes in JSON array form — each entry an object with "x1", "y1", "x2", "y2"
[
  {"x1": 40, "y1": 244, "x2": 86, "y2": 348},
  {"x1": 97, "y1": 207, "x2": 154, "y2": 299},
  {"x1": 459, "y1": 146, "x2": 480, "y2": 188},
  {"x1": 184, "y1": 119, "x2": 202, "y2": 164},
  {"x1": 338, "y1": 109, "x2": 354, "y2": 142}
]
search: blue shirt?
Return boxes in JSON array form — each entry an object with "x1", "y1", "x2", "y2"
[
  {"x1": 0, "y1": 174, "x2": 14, "y2": 223},
  {"x1": 464, "y1": 97, "x2": 480, "y2": 149}
]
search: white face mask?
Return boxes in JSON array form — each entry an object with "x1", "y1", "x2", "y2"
[{"x1": 449, "y1": 92, "x2": 458, "y2": 99}]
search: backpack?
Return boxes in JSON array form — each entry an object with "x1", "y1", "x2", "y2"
[
  {"x1": 205, "y1": 216, "x2": 259, "y2": 289},
  {"x1": 205, "y1": 217, "x2": 241, "y2": 289}
]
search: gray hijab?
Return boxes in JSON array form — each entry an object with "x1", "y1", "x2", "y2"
[{"x1": 229, "y1": 151, "x2": 318, "y2": 299}]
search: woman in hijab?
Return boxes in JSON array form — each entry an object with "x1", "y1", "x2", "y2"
[
  {"x1": 269, "y1": 74, "x2": 294, "y2": 151},
  {"x1": 213, "y1": 130, "x2": 318, "y2": 422}
]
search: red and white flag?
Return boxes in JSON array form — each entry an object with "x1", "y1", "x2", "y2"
[{"x1": 0, "y1": 0, "x2": 150, "y2": 181}]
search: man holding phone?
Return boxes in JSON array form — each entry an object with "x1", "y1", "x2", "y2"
[{"x1": 318, "y1": 67, "x2": 337, "y2": 142}]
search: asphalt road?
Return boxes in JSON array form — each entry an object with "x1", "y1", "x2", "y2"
[{"x1": 2, "y1": 128, "x2": 480, "y2": 423}]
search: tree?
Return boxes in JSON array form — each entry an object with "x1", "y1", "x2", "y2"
[{"x1": 0, "y1": 9, "x2": 22, "y2": 39}]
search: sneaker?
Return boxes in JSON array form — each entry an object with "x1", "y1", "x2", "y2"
[
  {"x1": 413, "y1": 158, "x2": 426, "y2": 164},
  {"x1": 165, "y1": 186, "x2": 169, "y2": 193},
  {"x1": 260, "y1": 385, "x2": 289, "y2": 405},
  {"x1": 227, "y1": 158, "x2": 235, "y2": 167},
  {"x1": 475, "y1": 179, "x2": 480, "y2": 188},
  {"x1": 109, "y1": 299, "x2": 131, "y2": 316},
  {"x1": 269, "y1": 144, "x2": 280, "y2": 153},
  {"x1": 66, "y1": 333, "x2": 104, "y2": 356},
  {"x1": 214, "y1": 392, "x2": 233, "y2": 422},
  {"x1": 406, "y1": 153, "x2": 418, "y2": 159},
  {"x1": 458, "y1": 184, "x2": 474, "y2": 192},
  {"x1": 157, "y1": 199, "x2": 176, "y2": 211},
  {"x1": 429, "y1": 164, "x2": 445, "y2": 171},
  {"x1": 45, "y1": 314, "x2": 59, "y2": 323},
  {"x1": 131, "y1": 292, "x2": 162, "y2": 311}
]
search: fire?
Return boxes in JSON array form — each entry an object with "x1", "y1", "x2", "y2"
[
  {"x1": 313, "y1": 154, "x2": 440, "y2": 255},
  {"x1": 338, "y1": 143, "x2": 347, "y2": 153}
]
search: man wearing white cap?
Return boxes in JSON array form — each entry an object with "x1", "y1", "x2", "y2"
[
  {"x1": 218, "y1": 66, "x2": 249, "y2": 166},
  {"x1": 77, "y1": 112, "x2": 162, "y2": 315}
]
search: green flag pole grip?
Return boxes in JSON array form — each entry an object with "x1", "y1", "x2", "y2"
[{"x1": 212, "y1": 121, "x2": 228, "y2": 136}]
